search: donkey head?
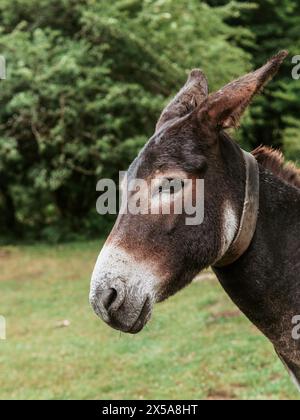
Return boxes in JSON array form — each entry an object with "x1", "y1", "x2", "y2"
[{"x1": 90, "y1": 51, "x2": 288, "y2": 333}]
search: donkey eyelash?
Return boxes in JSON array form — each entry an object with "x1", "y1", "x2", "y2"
[{"x1": 156, "y1": 178, "x2": 185, "y2": 195}]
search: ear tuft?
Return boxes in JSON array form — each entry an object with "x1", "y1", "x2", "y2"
[
  {"x1": 156, "y1": 68, "x2": 208, "y2": 132},
  {"x1": 198, "y1": 50, "x2": 288, "y2": 130}
]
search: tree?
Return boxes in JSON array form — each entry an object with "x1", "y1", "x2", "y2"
[
  {"x1": 0, "y1": 0, "x2": 251, "y2": 240},
  {"x1": 207, "y1": 0, "x2": 300, "y2": 163}
]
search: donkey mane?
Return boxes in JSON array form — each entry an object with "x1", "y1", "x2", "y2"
[{"x1": 252, "y1": 145, "x2": 300, "y2": 189}]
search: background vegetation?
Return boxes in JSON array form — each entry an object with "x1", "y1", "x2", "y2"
[{"x1": 0, "y1": 0, "x2": 299, "y2": 241}]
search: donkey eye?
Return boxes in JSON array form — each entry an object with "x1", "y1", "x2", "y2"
[{"x1": 158, "y1": 178, "x2": 184, "y2": 195}]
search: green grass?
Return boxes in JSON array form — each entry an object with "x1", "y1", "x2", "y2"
[{"x1": 0, "y1": 241, "x2": 298, "y2": 400}]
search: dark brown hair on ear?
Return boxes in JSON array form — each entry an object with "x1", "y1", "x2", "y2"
[
  {"x1": 198, "y1": 50, "x2": 288, "y2": 130},
  {"x1": 156, "y1": 69, "x2": 208, "y2": 132}
]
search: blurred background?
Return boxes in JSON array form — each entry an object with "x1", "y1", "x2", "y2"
[
  {"x1": 0, "y1": 0, "x2": 300, "y2": 242},
  {"x1": 0, "y1": 0, "x2": 299, "y2": 400}
]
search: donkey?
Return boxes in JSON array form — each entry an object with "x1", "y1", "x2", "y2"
[{"x1": 90, "y1": 51, "x2": 300, "y2": 390}]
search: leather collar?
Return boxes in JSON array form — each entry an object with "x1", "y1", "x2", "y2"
[{"x1": 214, "y1": 150, "x2": 260, "y2": 268}]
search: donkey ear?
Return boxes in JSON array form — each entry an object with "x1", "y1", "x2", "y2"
[
  {"x1": 198, "y1": 51, "x2": 288, "y2": 129},
  {"x1": 156, "y1": 69, "x2": 208, "y2": 132}
]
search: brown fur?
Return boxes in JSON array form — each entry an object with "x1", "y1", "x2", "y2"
[{"x1": 252, "y1": 146, "x2": 300, "y2": 189}]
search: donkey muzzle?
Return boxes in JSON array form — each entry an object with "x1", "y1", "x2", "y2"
[
  {"x1": 89, "y1": 244, "x2": 157, "y2": 333},
  {"x1": 90, "y1": 278, "x2": 152, "y2": 334}
]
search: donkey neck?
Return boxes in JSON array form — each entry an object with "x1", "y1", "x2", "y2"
[
  {"x1": 214, "y1": 148, "x2": 259, "y2": 267},
  {"x1": 213, "y1": 164, "x2": 300, "y2": 349}
]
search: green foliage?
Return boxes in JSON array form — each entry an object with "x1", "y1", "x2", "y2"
[
  {"x1": 282, "y1": 117, "x2": 300, "y2": 164},
  {"x1": 208, "y1": 0, "x2": 300, "y2": 157},
  {"x1": 0, "y1": 0, "x2": 251, "y2": 240},
  {"x1": 0, "y1": 0, "x2": 299, "y2": 241}
]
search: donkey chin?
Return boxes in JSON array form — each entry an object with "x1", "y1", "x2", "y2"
[{"x1": 89, "y1": 244, "x2": 158, "y2": 334}]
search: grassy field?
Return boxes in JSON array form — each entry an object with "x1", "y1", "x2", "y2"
[{"x1": 0, "y1": 241, "x2": 298, "y2": 400}]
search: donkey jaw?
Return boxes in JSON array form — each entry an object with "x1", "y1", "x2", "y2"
[{"x1": 89, "y1": 244, "x2": 158, "y2": 333}]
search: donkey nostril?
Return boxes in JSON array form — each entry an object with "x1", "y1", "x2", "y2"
[{"x1": 101, "y1": 288, "x2": 118, "y2": 311}]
